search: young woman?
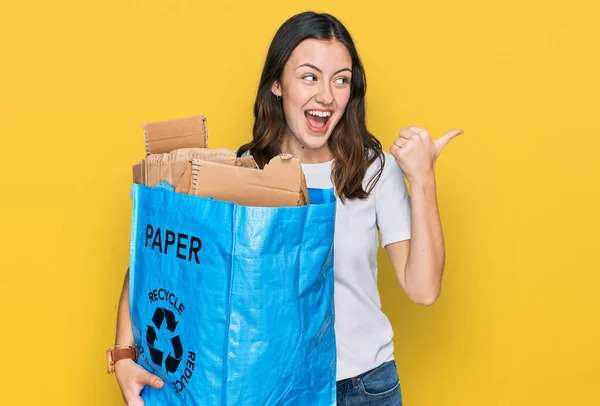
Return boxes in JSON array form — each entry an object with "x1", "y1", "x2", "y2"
[{"x1": 113, "y1": 11, "x2": 462, "y2": 406}]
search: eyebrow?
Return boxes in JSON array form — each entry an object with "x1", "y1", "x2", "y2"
[{"x1": 296, "y1": 63, "x2": 352, "y2": 75}]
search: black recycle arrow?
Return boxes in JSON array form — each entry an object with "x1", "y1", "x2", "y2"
[
  {"x1": 151, "y1": 307, "x2": 178, "y2": 332},
  {"x1": 164, "y1": 309, "x2": 178, "y2": 332},
  {"x1": 146, "y1": 325, "x2": 158, "y2": 346},
  {"x1": 164, "y1": 335, "x2": 183, "y2": 373},
  {"x1": 146, "y1": 325, "x2": 164, "y2": 367},
  {"x1": 145, "y1": 307, "x2": 183, "y2": 372}
]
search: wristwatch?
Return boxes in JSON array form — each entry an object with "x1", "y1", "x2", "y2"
[{"x1": 107, "y1": 345, "x2": 138, "y2": 374}]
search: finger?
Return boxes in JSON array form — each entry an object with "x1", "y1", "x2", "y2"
[
  {"x1": 434, "y1": 129, "x2": 464, "y2": 150},
  {"x1": 393, "y1": 137, "x2": 408, "y2": 148},
  {"x1": 390, "y1": 144, "x2": 403, "y2": 158},
  {"x1": 407, "y1": 126, "x2": 427, "y2": 135},
  {"x1": 408, "y1": 126, "x2": 431, "y2": 141},
  {"x1": 398, "y1": 129, "x2": 415, "y2": 139},
  {"x1": 138, "y1": 371, "x2": 164, "y2": 389}
]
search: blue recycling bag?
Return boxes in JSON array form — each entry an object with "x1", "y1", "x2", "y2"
[{"x1": 128, "y1": 184, "x2": 337, "y2": 405}]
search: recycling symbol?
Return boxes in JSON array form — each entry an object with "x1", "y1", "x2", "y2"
[{"x1": 146, "y1": 307, "x2": 183, "y2": 373}]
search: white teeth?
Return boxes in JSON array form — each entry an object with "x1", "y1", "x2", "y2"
[{"x1": 307, "y1": 110, "x2": 331, "y2": 118}]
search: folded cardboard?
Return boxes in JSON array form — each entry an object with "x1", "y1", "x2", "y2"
[
  {"x1": 143, "y1": 115, "x2": 208, "y2": 155},
  {"x1": 133, "y1": 148, "x2": 258, "y2": 190},
  {"x1": 191, "y1": 154, "x2": 309, "y2": 207},
  {"x1": 133, "y1": 115, "x2": 309, "y2": 207}
]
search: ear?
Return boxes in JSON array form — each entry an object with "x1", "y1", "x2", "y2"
[{"x1": 271, "y1": 80, "x2": 282, "y2": 97}]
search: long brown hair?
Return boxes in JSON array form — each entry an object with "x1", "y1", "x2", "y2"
[{"x1": 237, "y1": 11, "x2": 384, "y2": 201}]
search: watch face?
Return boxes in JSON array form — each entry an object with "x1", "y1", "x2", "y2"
[
  {"x1": 107, "y1": 350, "x2": 115, "y2": 374},
  {"x1": 106, "y1": 348, "x2": 137, "y2": 374}
]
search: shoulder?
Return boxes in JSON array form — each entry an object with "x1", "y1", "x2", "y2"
[
  {"x1": 356, "y1": 149, "x2": 404, "y2": 198},
  {"x1": 368, "y1": 151, "x2": 407, "y2": 198},
  {"x1": 365, "y1": 150, "x2": 401, "y2": 179}
]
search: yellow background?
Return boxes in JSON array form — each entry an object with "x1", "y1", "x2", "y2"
[{"x1": 1, "y1": 0, "x2": 598, "y2": 405}]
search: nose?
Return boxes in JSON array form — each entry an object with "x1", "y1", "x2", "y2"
[{"x1": 315, "y1": 82, "x2": 334, "y2": 105}]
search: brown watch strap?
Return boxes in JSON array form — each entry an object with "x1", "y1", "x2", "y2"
[
  {"x1": 107, "y1": 347, "x2": 138, "y2": 374},
  {"x1": 113, "y1": 348, "x2": 137, "y2": 362}
]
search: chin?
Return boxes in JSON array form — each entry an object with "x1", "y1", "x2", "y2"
[
  {"x1": 299, "y1": 133, "x2": 331, "y2": 150},
  {"x1": 298, "y1": 121, "x2": 339, "y2": 149}
]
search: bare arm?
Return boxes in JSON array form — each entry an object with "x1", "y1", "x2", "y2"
[
  {"x1": 386, "y1": 126, "x2": 462, "y2": 306},
  {"x1": 114, "y1": 269, "x2": 164, "y2": 406},
  {"x1": 386, "y1": 176, "x2": 444, "y2": 305},
  {"x1": 115, "y1": 269, "x2": 135, "y2": 347}
]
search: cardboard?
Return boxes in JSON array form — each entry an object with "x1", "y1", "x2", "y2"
[
  {"x1": 134, "y1": 114, "x2": 309, "y2": 207},
  {"x1": 133, "y1": 148, "x2": 259, "y2": 190},
  {"x1": 191, "y1": 154, "x2": 309, "y2": 207},
  {"x1": 143, "y1": 115, "x2": 208, "y2": 155},
  {"x1": 173, "y1": 154, "x2": 259, "y2": 194}
]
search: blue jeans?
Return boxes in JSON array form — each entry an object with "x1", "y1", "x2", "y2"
[{"x1": 336, "y1": 360, "x2": 402, "y2": 405}]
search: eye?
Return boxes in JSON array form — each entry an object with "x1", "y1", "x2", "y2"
[
  {"x1": 303, "y1": 74, "x2": 317, "y2": 82},
  {"x1": 335, "y1": 77, "x2": 350, "y2": 85}
]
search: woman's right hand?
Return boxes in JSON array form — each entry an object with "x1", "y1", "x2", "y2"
[{"x1": 115, "y1": 359, "x2": 164, "y2": 406}]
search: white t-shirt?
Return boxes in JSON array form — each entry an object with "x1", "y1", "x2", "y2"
[{"x1": 301, "y1": 151, "x2": 412, "y2": 381}]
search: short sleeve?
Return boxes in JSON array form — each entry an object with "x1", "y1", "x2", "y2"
[{"x1": 375, "y1": 152, "x2": 412, "y2": 247}]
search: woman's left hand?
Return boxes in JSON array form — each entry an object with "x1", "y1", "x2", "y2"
[{"x1": 390, "y1": 126, "x2": 463, "y2": 185}]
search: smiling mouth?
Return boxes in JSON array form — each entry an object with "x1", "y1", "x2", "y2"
[{"x1": 305, "y1": 110, "x2": 332, "y2": 133}]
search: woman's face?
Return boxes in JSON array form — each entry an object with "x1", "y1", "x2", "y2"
[{"x1": 273, "y1": 38, "x2": 352, "y2": 161}]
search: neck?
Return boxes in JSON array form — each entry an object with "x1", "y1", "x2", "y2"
[{"x1": 280, "y1": 134, "x2": 333, "y2": 164}]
